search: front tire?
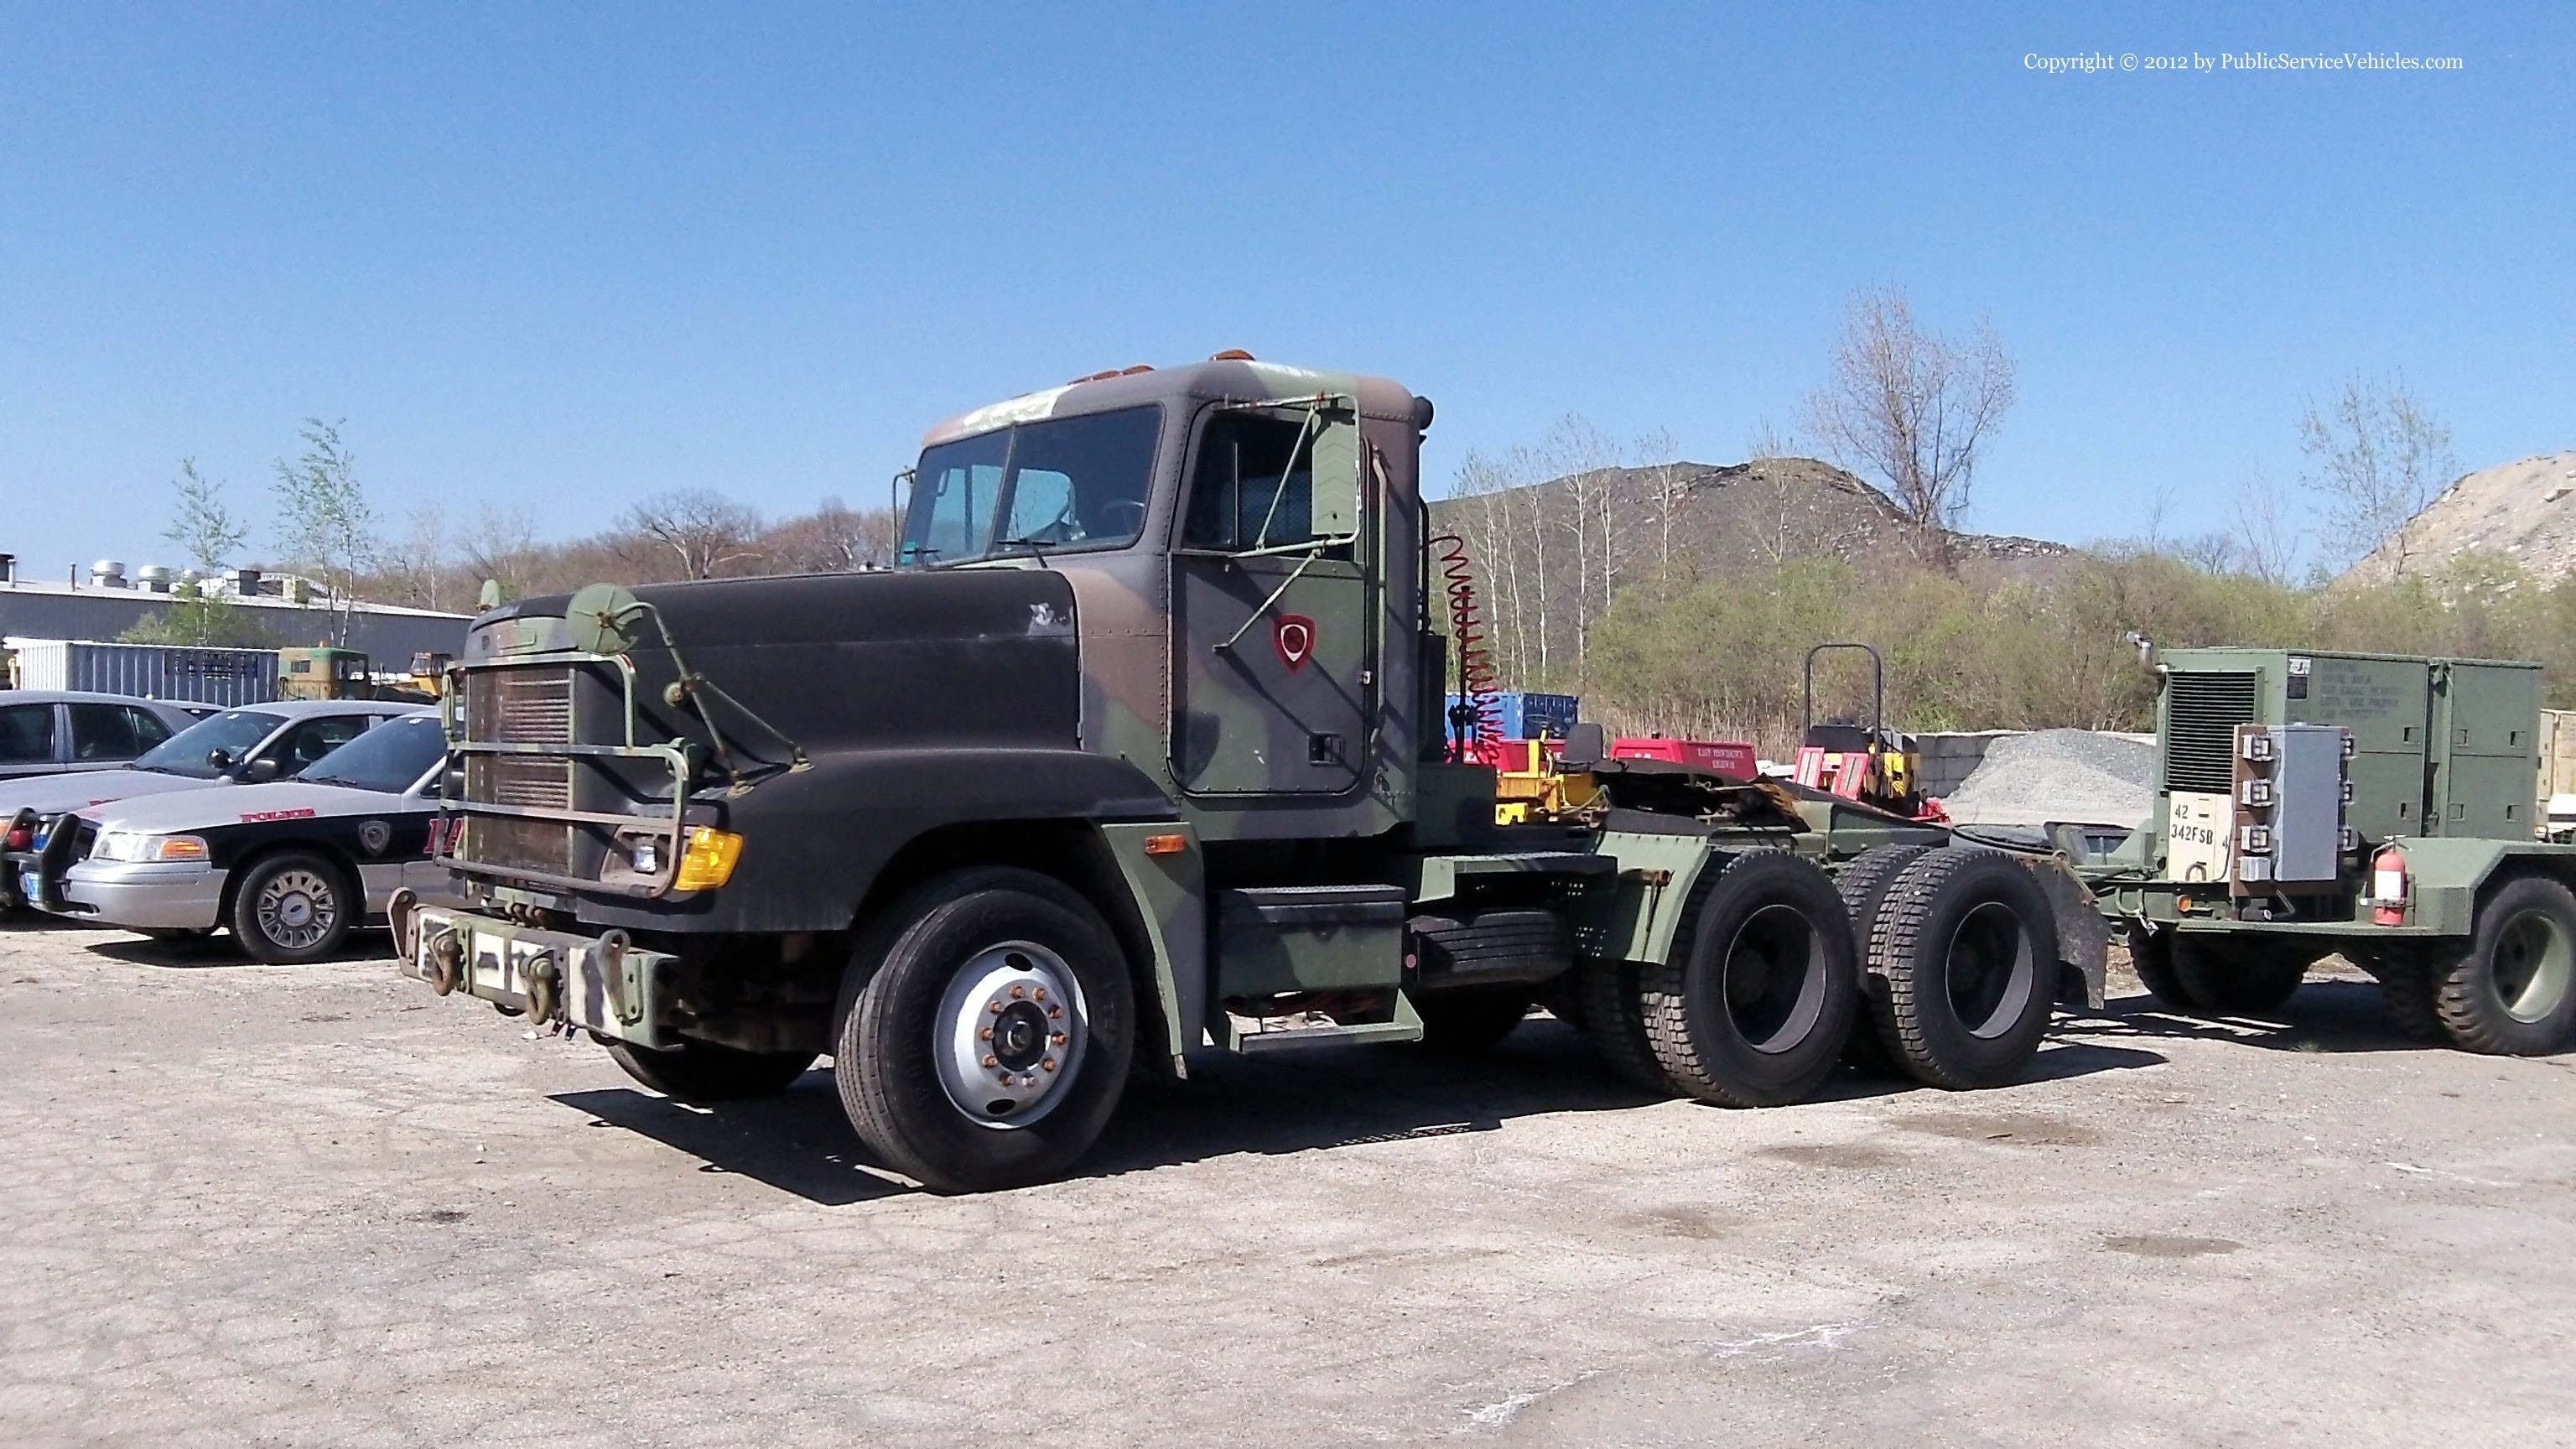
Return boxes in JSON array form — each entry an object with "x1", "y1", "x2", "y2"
[
  {"x1": 836, "y1": 869, "x2": 1135, "y2": 1192},
  {"x1": 2433, "y1": 875, "x2": 2576, "y2": 1056},
  {"x1": 1641, "y1": 851, "x2": 1858, "y2": 1108},
  {"x1": 229, "y1": 852, "x2": 355, "y2": 964},
  {"x1": 605, "y1": 1040, "x2": 817, "y2": 1101}
]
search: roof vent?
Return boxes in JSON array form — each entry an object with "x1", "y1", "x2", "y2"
[
  {"x1": 91, "y1": 559, "x2": 127, "y2": 589},
  {"x1": 137, "y1": 564, "x2": 174, "y2": 593},
  {"x1": 1209, "y1": 349, "x2": 1256, "y2": 361}
]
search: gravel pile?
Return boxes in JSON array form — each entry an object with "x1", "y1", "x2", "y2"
[{"x1": 1942, "y1": 728, "x2": 2155, "y2": 828}]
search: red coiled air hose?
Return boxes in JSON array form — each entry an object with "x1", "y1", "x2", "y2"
[{"x1": 1429, "y1": 533, "x2": 1504, "y2": 764}]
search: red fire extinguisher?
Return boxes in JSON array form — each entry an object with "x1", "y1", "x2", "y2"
[{"x1": 2371, "y1": 844, "x2": 2409, "y2": 927}]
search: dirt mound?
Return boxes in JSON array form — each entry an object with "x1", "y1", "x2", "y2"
[{"x1": 2345, "y1": 450, "x2": 2576, "y2": 584}]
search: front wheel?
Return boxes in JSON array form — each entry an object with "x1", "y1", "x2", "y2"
[
  {"x1": 605, "y1": 1040, "x2": 817, "y2": 1102},
  {"x1": 836, "y1": 869, "x2": 1135, "y2": 1192},
  {"x1": 229, "y1": 852, "x2": 356, "y2": 964},
  {"x1": 2434, "y1": 875, "x2": 2576, "y2": 1056}
]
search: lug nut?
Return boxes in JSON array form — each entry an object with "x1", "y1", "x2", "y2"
[
  {"x1": 982, "y1": 1054, "x2": 998, "y2": 1067},
  {"x1": 1033, "y1": 987, "x2": 1047, "y2": 1001},
  {"x1": 1041, "y1": 1058, "x2": 1057, "y2": 1072},
  {"x1": 1051, "y1": 1031, "x2": 1067, "y2": 1046},
  {"x1": 1009, "y1": 985, "x2": 1026, "y2": 1000},
  {"x1": 979, "y1": 1026, "x2": 993, "y2": 1041},
  {"x1": 1047, "y1": 1006, "x2": 1063, "y2": 1020},
  {"x1": 989, "y1": 1001, "x2": 1005, "y2": 1015}
]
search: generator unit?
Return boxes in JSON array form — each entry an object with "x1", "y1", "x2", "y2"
[{"x1": 2155, "y1": 649, "x2": 2542, "y2": 863}]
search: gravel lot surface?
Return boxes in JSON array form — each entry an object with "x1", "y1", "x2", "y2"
[{"x1": 3, "y1": 921, "x2": 2572, "y2": 1448}]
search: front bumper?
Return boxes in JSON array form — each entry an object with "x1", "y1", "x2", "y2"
[
  {"x1": 398, "y1": 903, "x2": 676, "y2": 1047},
  {"x1": 57, "y1": 860, "x2": 227, "y2": 931}
]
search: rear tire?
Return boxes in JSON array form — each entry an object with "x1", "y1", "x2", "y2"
[
  {"x1": 2125, "y1": 923, "x2": 2195, "y2": 1008},
  {"x1": 1412, "y1": 987, "x2": 1532, "y2": 1053},
  {"x1": 2173, "y1": 936, "x2": 2308, "y2": 1015},
  {"x1": 229, "y1": 852, "x2": 356, "y2": 964},
  {"x1": 2433, "y1": 875, "x2": 2576, "y2": 1056},
  {"x1": 1834, "y1": 844, "x2": 1933, "y2": 1076},
  {"x1": 605, "y1": 1040, "x2": 816, "y2": 1102},
  {"x1": 1575, "y1": 957, "x2": 1670, "y2": 1093},
  {"x1": 1865, "y1": 849, "x2": 2059, "y2": 1089},
  {"x1": 835, "y1": 868, "x2": 1135, "y2": 1192},
  {"x1": 2355, "y1": 947, "x2": 2444, "y2": 1042},
  {"x1": 1641, "y1": 851, "x2": 1857, "y2": 1108}
]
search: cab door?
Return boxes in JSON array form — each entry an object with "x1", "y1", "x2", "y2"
[{"x1": 1170, "y1": 398, "x2": 1376, "y2": 796}]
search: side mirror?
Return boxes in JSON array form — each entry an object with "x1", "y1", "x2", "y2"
[
  {"x1": 244, "y1": 757, "x2": 283, "y2": 784},
  {"x1": 1307, "y1": 405, "x2": 1363, "y2": 538},
  {"x1": 444, "y1": 767, "x2": 467, "y2": 800}
]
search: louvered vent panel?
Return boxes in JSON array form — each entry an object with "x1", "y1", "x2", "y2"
[{"x1": 2164, "y1": 671, "x2": 2260, "y2": 794}]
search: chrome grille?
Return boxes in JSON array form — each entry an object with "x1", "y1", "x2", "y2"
[
  {"x1": 468, "y1": 667, "x2": 574, "y2": 745},
  {"x1": 2164, "y1": 670, "x2": 2259, "y2": 794}
]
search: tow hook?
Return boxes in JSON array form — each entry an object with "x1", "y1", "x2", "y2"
[
  {"x1": 524, "y1": 951, "x2": 562, "y2": 1026},
  {"x1": 426, "y1": 929, "x2": 464, "y2": 996},
  {"x1": 387, "y1": 888, "x2": 419, "y2": 958}
]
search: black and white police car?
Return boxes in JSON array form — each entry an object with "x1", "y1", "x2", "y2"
[
  {"x1": 0, "y1": 699, "x2": 425, "y2": 912},
  {"x1": 42, "y1": 713, "x2": 453, "y2": 963}
]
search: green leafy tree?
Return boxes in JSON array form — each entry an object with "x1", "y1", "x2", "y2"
[
  {"x1": 271, "y1": 419, "x2": 380, "y2": 646},
  {"x1": 123, "y1": 459, "x2": 261, "y2": 647}
]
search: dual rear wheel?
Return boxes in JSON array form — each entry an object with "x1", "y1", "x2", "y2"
[{"x1": 1575, "y1": 846, "x2": 2059, "y2": 1105}]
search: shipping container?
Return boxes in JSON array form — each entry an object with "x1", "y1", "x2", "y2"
[
  {"x1": 1446, "y1": 690, "x2": 1580, "y2": 742},
  {"x1": 4, "y1": 638, "x2": 279, "y2": 707}
]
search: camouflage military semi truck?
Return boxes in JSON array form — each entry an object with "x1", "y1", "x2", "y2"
[
  {"x1": 395, "y1": 356, "x2": 2106, "y2": 1192},
  {"x1": 2094, "y1": 647, "x2": 2576, "y2": 1056}
]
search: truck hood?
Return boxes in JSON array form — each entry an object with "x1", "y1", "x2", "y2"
[
  {"x1": 76, "y1": 778, "x2": 428, "y2": 836},
  {"x1": 0, "y1": 770, "x2": 235, "y2": 819}
]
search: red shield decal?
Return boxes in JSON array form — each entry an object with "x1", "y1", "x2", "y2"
[{"x1": 1274, "y1": 614, "x2": 1317, "y2": 672}]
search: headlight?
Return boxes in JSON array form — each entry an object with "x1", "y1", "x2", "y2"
[{"x1": 92, "y1": 832, "x2": 209, "y2": 864}]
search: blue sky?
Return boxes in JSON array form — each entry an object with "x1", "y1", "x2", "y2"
[{"x1": 3, "y1": 3, "x2": 2568, "y2": 579}]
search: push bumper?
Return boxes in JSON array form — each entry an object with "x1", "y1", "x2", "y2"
[
  {"x1": 397, "y1": 901, "x2": 676, "y2": 1048},
  {"x1": 57, "y1": 860, "x2": 227, "y2": 931}
]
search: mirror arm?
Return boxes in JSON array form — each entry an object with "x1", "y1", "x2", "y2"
[{"x1": 1213, "y1": 546, "x2": 1327, "y2": 655}]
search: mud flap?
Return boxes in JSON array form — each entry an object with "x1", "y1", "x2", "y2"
[{"x1": 2021, "y1": 856, "x2": 2110, "y2": 1009}]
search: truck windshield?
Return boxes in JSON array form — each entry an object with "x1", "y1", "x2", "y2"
[
  {"x1": 900, "y1": 406, "x2": 1161, "y2": 566},
  {"x1": 131, "y1": 709, "x2": 285, "y2": 778},
  {"x1": 299, "y1": 714, "x2": 445, "y2": 794}
]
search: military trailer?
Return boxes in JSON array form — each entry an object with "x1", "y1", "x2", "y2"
[
  {"x1": 2095, "y1": 647, "x2": 2576, "y2": 1056},
  {"x1": 395, "y1": 355, "x2": 2106, "y2": 1192}
]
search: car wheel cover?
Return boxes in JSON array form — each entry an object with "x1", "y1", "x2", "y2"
[{"x1": 256, "y1": 869, "x2": 337, "y2": 951}]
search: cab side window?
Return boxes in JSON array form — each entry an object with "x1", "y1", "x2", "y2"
[
  {"x1": 273, "y1": 715, "x2": 367, "y2": 774},
  {"x1": 1182, "y1": 408, "x2": 1359, "y2": 556},
  {"x1": 66, "y1": 704, "x2": 154, "y2": 761},
  {"x1": 0, "y1": 704, "x2": 55, "y2": 765}
]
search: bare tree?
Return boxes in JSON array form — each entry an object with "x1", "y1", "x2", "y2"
[
  {"x1": 270, "y1": 418, "x2": 379, "y2": 645},
  {"x1": 1805, "y1": 286, "x2": 2016, "y2": 565},
  {"x1": 2299, "y1": 376, "x2": 2455, "y2": 577},
  {"x1": 389, "y1": 503, "x2": 451, "y2": 611},
  {"x1": 1633, "y1": 428, "x2": 1694, "y2": 579},
  {"x1": 621, "y1": 489, "x2": 763, "y2": 580},
  {"x1": 763, "y1": 496, "x2": 898, "y2": 573},
  {"x1": 464, "y1": 501, "x2": 542, "y2": 604},
  {"x1": 2231, "y1": 462, "x2": 2304, "y2": 585}
]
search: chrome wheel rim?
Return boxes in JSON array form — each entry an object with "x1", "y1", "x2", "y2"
[
  {"x1": 255, "y1": 869, "x2": 337, "y2": 952},
  {"x1": 2493, "y1": 910, "x2": 2573, "y2": 1025},
  {"x1": 933, "y1": 941, "x2": 1088, "y2": 1129}
]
